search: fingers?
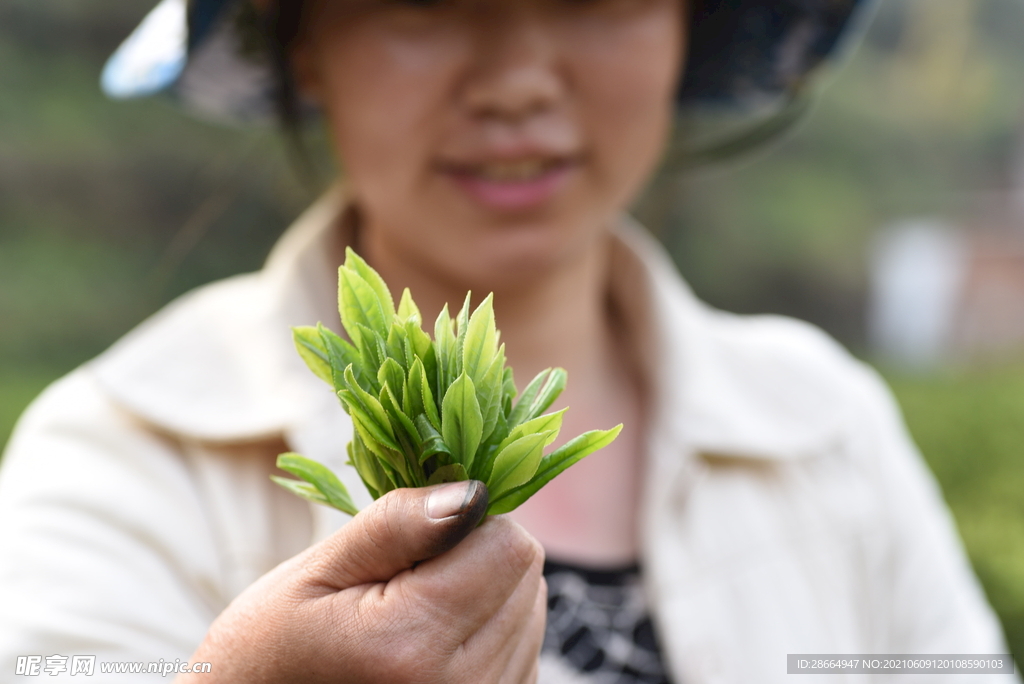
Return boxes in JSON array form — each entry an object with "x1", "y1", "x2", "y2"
[
  {"x1": 403, "y1": 515, "x2": 545, "y2": 644},
  {"x1": 442, "y1": 560, "x2": 546, "y2": 683},
  {"x1": 309, "y1": 481, "x2": 489, "y2": 590},
  {"x1": 284, "y1": 488, "x2": 545, "y2": 683},
  {"x1": 496, "y1": 576, "x2": 548, "y2": 684}
]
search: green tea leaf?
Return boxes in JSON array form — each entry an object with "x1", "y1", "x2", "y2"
[
  {"x1": 343, "y1": 397, "x2": 400, "y2": 456},
  {"x1": 434, "y1": 304, "x2": 457, "y2": 394},
  {"x1": 347, "y1": 439, "x2": 382, "y2": 499},
  {"x1": 487, "y1": 431, "x2": 552, "y2": 499},
  {"x1": 508, "y1": 370, "x2": 548, "y2": 425},
  {"x1": 426, "y1": 463, "x2": 469, "y2": 486},
  {"x1": 353, "y1": 435, "x2": 399, "y2": 496},
  {"x1": 378, "y1": 357, "x2": 407, "y2": 407},
  {"x1": 292, "y1": 326, "x2": 332, "y2": 384},
  {"x1": 342, "y1": 366, "x2": 393, "y2": 432},
  {"x1": 421, "y1": 370, "x2": 442, "y2": 431},
  {"x1": 339, "y1": 267, "x2": 390, "y2": 344},
  {"x1": 344, "y1": 247, "x2": 395, "y2": 322},
  {"x1": 351, "y1": 411, "x2": 409, "y2": 483},
  {"x1": 476, "y1": 347, "x2": 505, "y2": 445},
  {"x1": 380, "y1": 384, "x2": 425, "y2": 487},
  {"x1": 501, "y1": 365, "x2": 517, "y2": 414},
  {"x1": 385, "y1": 324, "x2": 407, "y2": 368},
  {"x1": 403, "y1": 366, "x2": 423, "y2": 423},
  {"x1": 275, "y1": 453, "x2": 359, "y2": 516},
  {"x1": 397, "y1": 287, "x2": 421, "y2": 323},
  {"x1": 498, "y1": 408, "x2": 566, "y2": 453},
  {"x1": 339, "y1": 367, "x2": 399, "y2": 451},
  {"x1": 509, "y1": 368, "x2": 567, "y2": 428},
  {"x1": 380, "y1": 382, "x2": 419, "y2": 447},
  {"x1": 476, "y1": 410, "x2": 509, "y2": 483},
  {"x1": 462, "y1": 294, "x2": 497, "y2": 385},
  {"x1": 281, "y1": 249, "x2": 623, "y2": 519},
  {"x1": 270, "y1": 476, "x2": 330, "y2": 507},
  {"x1": 352, "y1": 322, "x2": 387, "y2": 380},
  {"x1": 405, "y1": 319, "x2": 432, "y2": 368},
  {"x1": 442, "y1": 372, "x2": 483, "y2": 474},
  {"x1": 406, "y1": 358, "x2": 441, "y2": 431},
  {"x1": 454, "y1": 292, "x2": 472, "y2": 378},
  {"x1": 487, "y1": 425, "x2": 622, "y2": 515},
  {"x1": 421, "y1": 344, "x2": 440, "y2": 403},
  {"x1": 318, "y1": 324, "x2": 361, "y2": 390},
  {"x1": 415, "y1": 414, "x2": 451, "y2": 464}
]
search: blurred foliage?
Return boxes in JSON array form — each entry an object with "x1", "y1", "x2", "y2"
[
  {"x1": 1, "y1": 0, "x2": 1022, "y2": 664},
  {"x1": 0, "y1": 369, "x2": 54, "y2": 451},
  {"x1": 639, "y1": 0, "x2": 1024, "y2": 351},
  {"x1": 0, "y1": 0, "x2": 320, "y2": 371},
  {"x1": 888, "y1": 364, "x2": 1024, "y2": 663}
]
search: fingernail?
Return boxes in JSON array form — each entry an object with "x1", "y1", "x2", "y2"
[{"x1": 426, "y1": 481, "x2": 477, "y2": 519}]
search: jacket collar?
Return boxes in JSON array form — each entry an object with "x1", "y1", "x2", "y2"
[
  {"x1": 624, "y1": 225, "x2": 848, "y2": 462},
  {"x1": 90, "y1": 188, "x2": 349, "y2": 444},
  {"x1": 92, "y1": 187, "x2": 845, "y2": 464}
]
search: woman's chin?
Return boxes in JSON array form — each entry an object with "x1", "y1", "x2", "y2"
[
  {"x1": 371, "y1": 192, "x2": 611, "y2": 291},
  {"x1": 440, "y1": 221, "x2": 602, "y2": 291}
]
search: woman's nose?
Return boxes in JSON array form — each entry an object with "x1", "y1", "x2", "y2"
[{"x1": 461, "y1": 15, "x2": 564, "y2": 123}]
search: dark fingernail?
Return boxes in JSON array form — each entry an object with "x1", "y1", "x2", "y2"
[{"x1": 426, "y1": 481, "x2": 480, "y2": 519}]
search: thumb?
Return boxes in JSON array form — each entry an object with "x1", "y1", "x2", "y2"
[{"x1": 312, "y1": 481, "x2": 489, "y2": 589}]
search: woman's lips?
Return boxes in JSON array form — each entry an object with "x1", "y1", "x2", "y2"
[{"x1": 440, "y1": 157, "x2": 578, "y2": 212}]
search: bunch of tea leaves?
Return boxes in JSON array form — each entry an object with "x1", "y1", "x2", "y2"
[{"x1": 271, "y1": 248, "x2": 622, "y2": 517}]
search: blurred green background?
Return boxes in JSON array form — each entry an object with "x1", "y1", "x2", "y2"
[{"x1": 1, "y1": 0, "x2": 1022, "y2": 663}]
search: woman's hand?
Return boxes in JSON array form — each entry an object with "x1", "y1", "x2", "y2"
[{"x1": 178, "y1": 481, "x2": 546, "y2": 683}]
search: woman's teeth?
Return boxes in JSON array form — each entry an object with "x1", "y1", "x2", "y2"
[{"x1": 473, "y1": 159, "x2": 556, "y2": 181}]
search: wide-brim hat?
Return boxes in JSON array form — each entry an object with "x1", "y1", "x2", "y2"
[{"x1": 102, "y1": 0, "x2": 875, "y2": 127}]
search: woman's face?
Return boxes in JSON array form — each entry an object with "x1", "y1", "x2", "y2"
[{"x1": 293, "y1": 0, "x2": 685, "y2": 290}]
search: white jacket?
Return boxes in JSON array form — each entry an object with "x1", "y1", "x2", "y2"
[{"x1": 0, "y1": 189, "x2": 1013, "y2": 683}]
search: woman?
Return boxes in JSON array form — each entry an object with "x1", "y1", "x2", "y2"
[{"x1": 0, "y1": 0, "x2": 1012, "y2": 682}]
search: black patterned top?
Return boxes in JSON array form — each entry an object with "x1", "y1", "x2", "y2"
[{"x1": 540, "y1": 558, "x2": 673, "y2": 684}]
